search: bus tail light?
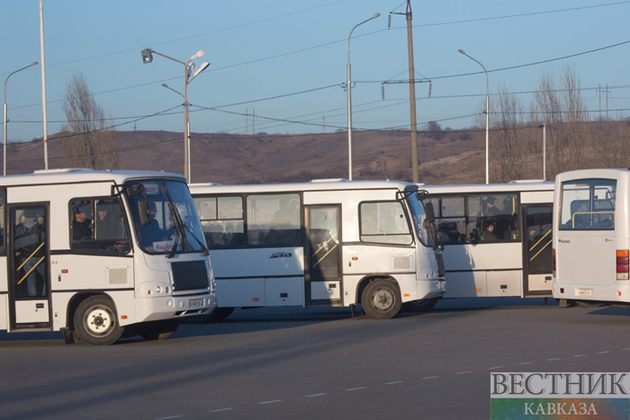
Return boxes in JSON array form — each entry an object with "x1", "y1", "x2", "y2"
[{"x1": 616, "y1": 250, "x2": 629, "y2": 280}]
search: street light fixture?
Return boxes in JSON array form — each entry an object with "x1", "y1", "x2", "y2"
[
  {"x1": 458, "y1": 49, "x2": 489, "y2": 184},
  {"x1": 141, "y1": 48, "x2": 210, "y2": 182},
  {"x1": 347, "y1": 13, "x2": 380, "y2": 181},
  {"x1": 3, "y1": 61, "x2": 38, "y2": 176}
]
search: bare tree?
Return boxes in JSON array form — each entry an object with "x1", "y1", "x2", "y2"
[
  {"x1": 61, "y1": 72, "x2": 119, "y2": 169},
  {"x1": 530, "y1": 65, "x2": 591, "y2": 178}
]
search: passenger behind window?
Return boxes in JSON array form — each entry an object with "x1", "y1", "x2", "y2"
[
  {"x1": 72, "y1": 205, "x2": 93, "y2": 243},
  {"x1": 481, "y1": 220, "x2": 498, "y2": 241}
]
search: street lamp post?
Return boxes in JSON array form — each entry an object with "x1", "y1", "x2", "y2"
[
  {"x1": 3, "y1": 61, "x2": 38, "y2": 176},
  {"x1": 141, "y1": 48, "x2": 209, "y2": 183},
  {"x1": 458, "y1": 49, "x2": 489, "y2": 184},
  {"x1": 347, "y1": 13, "x2": 380, "y2": 181}
]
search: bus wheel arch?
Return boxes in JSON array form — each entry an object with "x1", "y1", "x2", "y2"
[
  {"x1": 72, "y1": 294, "x2": 124, "y2": 345},
  {"x1": 358, "y1": 276, "x2": 402, "y2": 319}
]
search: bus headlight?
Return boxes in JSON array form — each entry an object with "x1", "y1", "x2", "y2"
[{"x1": 140, "y1": 282, "x2": 172, "y2": 297}]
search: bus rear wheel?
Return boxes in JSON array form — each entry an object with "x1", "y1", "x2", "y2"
[
  {"x1": 136, "y1": 319, "x2": 181, "y2": 341},
  {"x1": 361, "y1": 279, "x2": 402, "y2": 319},
  {"x1": 74, "y1": 296, "x2": 124, "y2": 345}
]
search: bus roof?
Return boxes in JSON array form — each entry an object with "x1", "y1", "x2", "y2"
[
  {"x1": 189, "y1": 179, "x2": 418, "y2": 194},
  {"x1": 556, "y1": 168, "x2": 630, "y2": 182},
  {"x1": 419, "y1": 180, "x2": 554, "y2": 194},
  {"x1": 0, "y1": 168, "x2": 185, "y2": 187}
]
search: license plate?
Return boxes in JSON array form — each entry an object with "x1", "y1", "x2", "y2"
[
  {"x1": 189, "y1": 298, "x2": 204, "y2": 308},
  {"x1": 576, "y1": 288, "x2": 594, "y2": 296}
]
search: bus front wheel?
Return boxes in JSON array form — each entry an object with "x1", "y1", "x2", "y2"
[
  {"x1": 361, "y1": 280, "x2": 402, "y2": 319},
  {"x1": 136, "y1": 319, "x2": 181, "y2": 341},
  {"x1": 402, "y1": 298, "x2": 438, "y2": 312},
  {"x1": 74, "y1": 296, "x2": 124, "y2": 345}
]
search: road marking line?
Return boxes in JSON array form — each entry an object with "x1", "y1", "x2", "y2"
[
  {"x1": 598, "y1": 351, "x2": 611, "y2": 354},
  {"x1": 386, "y1": 381, "x2": 405, "y2": 385},
  {"x1": 456, "y1": 371, "x2": 472, "y2": 375},
  {"x1": 488, "y1": 366, "x2": 504, "y2": 370},
  {"x1": 422, "y1": 376, "x2": 440, "y2": 380},
  {"x1": 259, "y1": 400, "x2": 282, "y2": 405},
  {"x1": 573, "y1": 354, "x2": 587, "y2": 358},
  {"x1": 623, "y1": 348, "x2": 630, "y2": 351},
  {"x1": 546, "y1": 358, "x2": 561, "y2": 361},
  {"x1": 346, "y1": 387, "x2": 367, "y2": 391},
  {"x1": 518, "y1": 362, "x2": 533, "y2": 365},
  {"x1": 305, "y1": 393, "x2": 327, "y2": 398},
  {"x1": 156, "y1": 417, "x2": 183, "y2": 420},
  {"x1": 208, "y1": 408, "x2": 234, "y2": 413}
]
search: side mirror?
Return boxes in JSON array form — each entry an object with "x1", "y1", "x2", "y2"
[
  {"x1": 424, "y1": 202, "x2": 436, "y2": 224},
  {"x1": 126, "y1": 184, "x2": 146, "y2": 197},
  {"x1": 138, "y1": 199, "x2": 151, "y2": 226}
]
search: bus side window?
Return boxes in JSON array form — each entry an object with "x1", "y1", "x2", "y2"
[
  {"x1": 431, "y1": 195, "x2": 465, "y2": 244},
  {"x1": 195, "y1": 196, "x2": 245, "y2": 248},
  {"x1": 247, "y1": 193, "x2": 301, "y2": 246},
  {"x1": 70, "y1": 198, "x2": 130, "y2": 253},
  {"x1": 468, "y1": 194, "x2": 519, "y2": 242},
  {"x1": 359, "y1": 201, "x2": 412, "y2": 245}
]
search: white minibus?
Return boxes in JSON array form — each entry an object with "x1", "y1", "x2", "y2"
[
  {"x1": 422, "y1": 180, "x2": 555, "y2": 299},
  {"x1": 553, "y1": 168, "x2": 625, "y2": 307},
  {"x1": 0, "y1": 169, "x2": 216, "y2": 345},
  {"x1": 189, "y1": 179, "x2": 446, "y2": 319}
]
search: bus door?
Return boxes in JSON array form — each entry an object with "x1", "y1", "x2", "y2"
[
  {"x1": 7, "y1": 204, "x2": 51, "y2": 330},
  {"x1": 305, "y1": 205, "x2": 342, "y2": 305},
  {"x1": 522, "y1": 204, "x2": 553, "y2": 296}
]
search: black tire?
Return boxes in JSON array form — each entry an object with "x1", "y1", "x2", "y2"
[
  {"x1": 402, "y1": 298, "x2": 438, "y2": 312},
  {"x1": 136, "y1": 319, "x2": 180, "y2": 341},
  {"x1": 361, "y1": 279, "x2": 402, "y2": 319},
  {"x1": 204, "y1": 307, "x2": 235, "y2": 322},
  {"x1": 576, "y1": 300, "x2": 602, "y2": 308},
  {"x1": 182, "y1": 307, "x2": 235, "y2": 324},
  {"x1": 74, "y1": 296, "x2": 124, "y2": 345}
]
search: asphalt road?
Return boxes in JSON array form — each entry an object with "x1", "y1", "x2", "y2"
[{"x1": 1, "y1": 297, "x2": 630, "y2": 419}]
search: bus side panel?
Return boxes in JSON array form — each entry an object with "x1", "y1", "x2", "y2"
[
  {"x1": 209, "y1": 247, "x2": 304, "y2": 278},
  {"x1": 441, "y1": 243, "x2": 522, "y2": 298},
  {"x1": 443, "y1": 272, "x2": 485, "y2": 298},
  {"x1": 52, "y1": 255, "x2": 132, "y2": 292},
  {"x1": 216, "y1": 279, "x2": 266, "y2": 307},
  {"x1": 210, "y1": 247, "x2": 304, "y2": 308}
]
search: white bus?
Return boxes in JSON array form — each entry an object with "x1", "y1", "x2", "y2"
[
  {"x1": 0, "y1": 169, "x2": 216, "y2": 345},
  {"x1": 422, "y1": 180, "x2": 555, "y2": 300},
  {"x1": 189, "y1": 179, "x2": 446, "y2": 319},
  {"x1": 552, "y1": 168, "x2": 624, "y2": 307}
]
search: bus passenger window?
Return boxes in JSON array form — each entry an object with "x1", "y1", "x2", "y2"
[
  {"x1": 431, "y1": 196, "x2": 465, "y2": 244},
  {"x1": 247, "y1": 193, "x2": 301, "y2": 246},
  {"x1": 360, "y1": 202, "x2": 412, "y2": 245},
  {"x1": 468, "y1": 194, "x2": 519, "y2": 243},
  {"x1": 195, "y1": 196, "x2": 245, "y2": 248},
  {"x1": 70, "y1": 198, "x2": 130, "y2": 252}
]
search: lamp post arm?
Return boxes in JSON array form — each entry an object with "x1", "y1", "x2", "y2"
[{"x1": 149, "y1": 49, "x2": 187, "y2": 66}]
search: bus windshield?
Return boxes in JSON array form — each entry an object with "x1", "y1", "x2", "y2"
[
  {"x1": 406, "y1": 195, "x2": 436, "y2": 247},
  {"x1": 125, "y1": 180, "x2": 207, "y2": 255}
]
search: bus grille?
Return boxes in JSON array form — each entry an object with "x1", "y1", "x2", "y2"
[{"x1": 171, "y1": 260, "x2": 209, "y2": 291}]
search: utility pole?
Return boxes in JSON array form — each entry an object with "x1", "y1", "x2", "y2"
[{"x1": 389, "y1": 0, "x2": 421, "y2": 183}]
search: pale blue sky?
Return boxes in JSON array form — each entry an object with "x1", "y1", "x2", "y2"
[{"x1": 1, "y1": 0, "x2": 629, "y2": 142}]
